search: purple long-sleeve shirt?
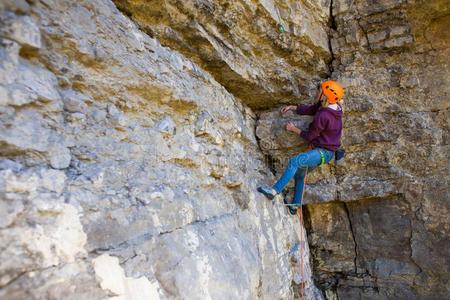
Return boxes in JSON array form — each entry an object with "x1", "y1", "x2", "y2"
[{"x1": 296, "y1": 102, "x2": 343, "y2": 151}]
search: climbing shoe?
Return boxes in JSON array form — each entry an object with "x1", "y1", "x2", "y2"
[
  {"x1": 283, "y1": 198, "x2": 298, "y2": 216},
  {"x1": 257, "y1": 185, "x2": 277, "y2": 200},
  {"x1": 335, "y1": 148, "x2": 346, "y2": 165}
]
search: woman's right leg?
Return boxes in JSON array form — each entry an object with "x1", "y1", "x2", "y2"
[
  {"x1": 283, "y1": 167, "x2": 308, "y2": 215},
  {"x1": 293, "y1": 165, "x2": 317, "y2": 205},
  {"x1": 293, "y1": 167, "x2": 307, "y2": 205}
]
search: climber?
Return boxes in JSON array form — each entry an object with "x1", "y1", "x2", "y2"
[{"x1": 257, "y1": 80, "x2": 344, "y2": 215}]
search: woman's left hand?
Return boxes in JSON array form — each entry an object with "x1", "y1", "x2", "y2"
[{"x1": 286, "y1": 122, "x2": 301, "y2": 135}]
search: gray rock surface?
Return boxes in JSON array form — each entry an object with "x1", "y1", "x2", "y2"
[{"x1": 0, "y1": 0, "x2": 321, "y2": 299}]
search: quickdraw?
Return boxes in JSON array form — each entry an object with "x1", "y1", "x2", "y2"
[{"x1": 318, "y1": 149, "x2": 326, "y2": 165}]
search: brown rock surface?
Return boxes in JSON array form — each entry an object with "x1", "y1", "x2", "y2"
[
  {"x1": 113, "y1": 0, "x2": 333, "y2": 109},
  {"x1": 257, "y1": 0, "x2": 449, "y2": 298}
]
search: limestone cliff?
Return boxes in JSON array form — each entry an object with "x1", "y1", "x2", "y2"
[{"x1": 0, "y1": 0, "x2": 449, "y2": 300}]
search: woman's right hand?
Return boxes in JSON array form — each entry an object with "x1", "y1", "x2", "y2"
[{"x1": 280, "y1": 105, "x2": 296, "y2": 114}]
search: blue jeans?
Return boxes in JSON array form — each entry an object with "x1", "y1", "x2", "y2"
[{"x1": 273, "y1": 148, "x2": 334, "y2": 205}]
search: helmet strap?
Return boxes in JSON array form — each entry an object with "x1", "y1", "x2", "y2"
[{"x1": 319, "y1": 92, "x2": 327, "y2": 106}]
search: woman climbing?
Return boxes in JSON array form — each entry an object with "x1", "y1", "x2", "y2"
[{"x1": 257, "y1": 80, "x2": 345, "y2": 215}]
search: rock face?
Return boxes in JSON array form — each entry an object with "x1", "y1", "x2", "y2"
[
  {"x1": 1, "y1": 0, "x2": 449, "y2": 299},
  {"x1": 257, "y1": 0, "x2": 450, "y2": 299},
  {"x1": 0, "y1": 0, "x2": 322, "y2": 299}
]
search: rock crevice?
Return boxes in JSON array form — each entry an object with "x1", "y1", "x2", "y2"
[{"x1": 343, "y1": 202, "x2": 358, "y2": 275}]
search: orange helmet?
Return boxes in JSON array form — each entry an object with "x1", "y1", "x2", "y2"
[{"x1": 321, "y1": 80, "x2": 344, "y2": 104}]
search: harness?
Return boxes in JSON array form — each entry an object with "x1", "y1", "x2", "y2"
[
  {"x1": 308, "y1": 145, "x2": 326, "y2": 165},
  {"x1": 307, "y1": 144, "x2": 328, "y2": 166}
]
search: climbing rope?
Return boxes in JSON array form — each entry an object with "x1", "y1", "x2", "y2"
[
  {"x1": 297, "y1": 206, "x2": 306, "y2": 300},
  {"x1": 297, "y1": 167, "x2": 307, "y2": 300},
  {"x1": 282, "y1": 169, "x2": 308, "y2": 299}
]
